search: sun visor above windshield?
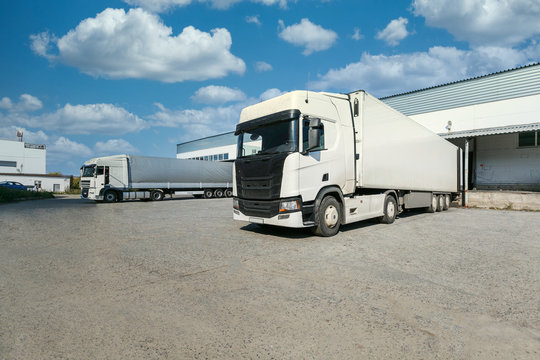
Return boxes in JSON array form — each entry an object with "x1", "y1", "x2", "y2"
[{"x1": 235, "y1": 109, "x2": 301, "y2": 135}]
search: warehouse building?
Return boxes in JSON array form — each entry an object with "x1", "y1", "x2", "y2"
[
  {"x1": 177, "y1": 63, "x2": 540, "y2": 191},
  {"x1": 0, "y1": 138, "x2": 71, "y2": 192}
]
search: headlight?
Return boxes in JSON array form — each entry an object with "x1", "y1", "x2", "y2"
[
  {"x1": 279, "y1": 199, "x2": 300, "y2": 212},
  {"x1": 233, "y1": 198, "x2": 239, "y2": 209}
]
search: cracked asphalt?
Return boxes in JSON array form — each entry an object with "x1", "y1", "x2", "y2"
[{"x1": 1, "y1": 195, "x2": 539, "y2": 359}]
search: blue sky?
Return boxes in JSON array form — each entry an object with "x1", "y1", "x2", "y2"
[{"x1": 1, "y1": 0, "x2": 539, "y2": 175}]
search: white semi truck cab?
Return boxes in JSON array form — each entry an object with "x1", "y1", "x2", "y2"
[{"x1": 232, "y1": 90, "x2": 460, "y2": 236}]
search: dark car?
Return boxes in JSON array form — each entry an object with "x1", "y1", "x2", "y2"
[{"x1": 0, "y1": 181, "x2": 28, "y2": 191}]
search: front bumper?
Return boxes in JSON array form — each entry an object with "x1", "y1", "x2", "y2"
[
  {"x1": 233, "y1": 208, "x2": 307, "y2": 228},
  {"x1": 232, "y1": 197, "x2": 310, "y2": 228}
]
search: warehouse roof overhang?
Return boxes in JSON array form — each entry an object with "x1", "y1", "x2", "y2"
[{"x1": 439, "y1": 122, "x2": 540, "y2": 139}]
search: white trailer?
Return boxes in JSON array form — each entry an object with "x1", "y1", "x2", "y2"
[
  {"x1": 80, "y1": 154, "x2": 233, "y2": 202},
  {"x1": 233, "y1": 90, "x2": 461, "y2": 236}
]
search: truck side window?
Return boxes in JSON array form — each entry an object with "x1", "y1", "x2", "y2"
[{"x1": 303, "y1": 119, "x2": 324, "y2": 152}]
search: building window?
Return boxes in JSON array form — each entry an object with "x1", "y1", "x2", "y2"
[
  {"x1": 224, "y1": 153, "x2": 229, "y2": 160},
  {"x1": 0, "y1": 160, "x2": 17, "y2": 167},
  {"x1": 518, "y1": 131, "x2": 538, "y2": 147}
]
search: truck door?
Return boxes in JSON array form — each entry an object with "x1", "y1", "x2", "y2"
[
  {"x1": 96, "y1": 166, "x2": 110, "y2": 186},
  {"x1": 298, "y1": 116, "x2": 339, "y2": 202}
]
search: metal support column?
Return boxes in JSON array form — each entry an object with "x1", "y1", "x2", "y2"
[{"x1": 463, "y1": 138, "x2": 469, "y2": 207}]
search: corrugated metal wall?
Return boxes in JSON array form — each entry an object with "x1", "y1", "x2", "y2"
[{"x1": 380, "y1": 63, "x2": 540, "y2": 116}]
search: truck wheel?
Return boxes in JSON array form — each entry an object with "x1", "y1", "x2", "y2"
[
  {"x1": 436, "y1": 195, "x2": 444, "y2": 212},
  {"x1": 225, "y1": 189, "x2": 233, "y2": 197},
  {"x1": 151, "y1": 190, "x2": 164, "y2": 201},
  {"x1": 443, "y1": 194, "x2": 450, "y2": 210},
  {"x1": 214, "y1": 189, "x2": 224, "y2": 198},
  {"x1": 312, "y1": 196, "x2": 341, "y2": 237},
  {"x1": 104, "y1": 190, "x2": 117, "y2": 203},
  {"x1": 204, "y1": 189, "x2": 213, "y2": 198},
  {"x1": 379, "y1": 195, "x2": 397, "y2": 224},
  {"x1": 427, "y1": 193, "x2": 437, "y2": 213}
]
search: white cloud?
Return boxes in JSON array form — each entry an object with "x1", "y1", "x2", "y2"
[
  {"x1": 376, "y1": 17, "x2": 409, "y2": 46},
  {"x1": 259, "y1": 88, "x2": 285, "y2": 101},
  {"x1": 311, "y1": 46, "x2": 532, "y2": 97},
  {"x1": 246, "y1": 15, "x2": 262, "y2": 26},
  {"x1": 29, "y1": 31, "x2": 57, "y2": 61},
  {"x1": 123, "y1": 0, "x2": 192, "y2": 12},
  {"x1": 278, "y1": 18, "x2": 338, "y2": 55},
  {"x1": 191, "y1": 85, "x2": 247, "y2": 104},
  {"x1": 94, "y1": 139, "x2": 138, "y2": 155},
  {"x1": 413, "y1": 0, "x2": 540, "y2": 46},
  {"x1": 30, "y1": 8, "x2": 246, "y2": 83},
  {"x1": 352, "y1": 27, "x2": 363, "y2": 41},
  {"x1": 0, "y1": 94, "x2": 43, "y2": 113},
  {"x1": 255, "y1": 61, "x2": 273, "y2": 72},
  {"x1": 123, "y1": 0, "x2": 289, "y2": 12},
  {"x1": 0, "y1": 97, "x2": 13, "y2": 110},
  {"x1": 49, "y1": 137, "x2": 93, "y2": 159}
]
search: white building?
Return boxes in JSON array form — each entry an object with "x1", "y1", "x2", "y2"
[
  {"x1": 0, "y1": 138, "x2": 71, "y2": 192},
  {"x1": 177, "y1": 63, "x2": 540, "y2": 191},
  {"x1": 382, "y1": 63, "x2": 540, "y2": 191}
]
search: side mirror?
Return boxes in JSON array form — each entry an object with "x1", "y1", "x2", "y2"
[{"x1": 307, "y1": 118, "x2": 322, "y2": 151}]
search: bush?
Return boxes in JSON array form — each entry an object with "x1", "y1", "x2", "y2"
[{"x1": 0, "y1": 187, "x2": 54, "y2": 203}]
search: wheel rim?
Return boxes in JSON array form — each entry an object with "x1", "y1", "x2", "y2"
[
  {"x1": 387, "y1": 201, "x2": 395, "y2": 218},
  {"x1": 324, "y1": 205, "x2": 339, "y2": 228}
]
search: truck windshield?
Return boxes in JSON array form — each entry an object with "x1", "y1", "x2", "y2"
[
  {"x1": 81, "y1": 165, "x2": 95, "y2": 177},
  {"x1": 237, "y1": 118, "x2": 298, "y2": 158}
]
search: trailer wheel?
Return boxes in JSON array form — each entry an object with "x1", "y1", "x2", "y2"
[
  {"x1": 151, "y1": 190, "x2": 164, "y2": 201},
  {"x1": 204, "y1": 189, "x2": 213, "y2": 198},
  {"x1": 436, "y1": 195, "x2": 444, "y2": 212},
  {"x1": 379, "y1": 195, "x2": 397, "y2": 224},
  {"x1": 443, "y1": 194, "x2": 450, "y2": 210},
  {"x1": 225, "y1": 189, "x2": 233, "y2": 197},
  {"x1": 312, "y1": 196, "x2": 341, "y2": 237},
  {"x1": 104, "y1": 190, "x2": 117, "y2": 203},
  {"x1": 214, "y1": 189, "x2": 224, "y2": 198},
  {"x1": 427, "y1": 193, "x2": 437, "y2": 213}
]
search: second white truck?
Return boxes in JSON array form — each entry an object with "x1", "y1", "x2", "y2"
[
  {"x1": 233, "y1": 90, "x2": 461, "y2": 236},
  {"x1": 81, "y1": 155, "x2": 233, "y2": 202}
]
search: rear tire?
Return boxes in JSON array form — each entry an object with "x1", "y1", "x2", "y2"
[
  {"x1": 225, "y1": 189, "x2": 233, "y2": 197},
  {"x1": 214, "y1": 189, "x2": 224, "y2": 198},
  {"x1": 436, "y1": 195, "x2": 444, "y2": 212},
  {"x1": 151, "y1": 190, "x2": 164, "y2": 201},
  {"x1": 204, "y1": 189, "x2": 213, "y2": 198},
  {"x1": 443, "y1": 194, "x2": 450, "y2": 210},
  {"x1": 427, "y1": 193, "x2": 437, "y2": 213},
  {"x1": 312, "y1": 196, "x2": 341, "y2": 237},
  {"x1": 104, "y1": 190, "x2": 117, "y2": 203},
  {"x1": 379, "y1": 195, "x2": 397, "y2": 224}
]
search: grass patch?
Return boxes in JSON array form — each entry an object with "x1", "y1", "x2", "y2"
[{"x1": 0, "y1": 187, "x2": 54, "y2": 203}]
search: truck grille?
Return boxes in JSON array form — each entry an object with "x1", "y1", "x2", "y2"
[
  {"x1": 238, "y1": 199, "x2": 280, "y2": 218},
  {"x1": 81, "y1": 180, "x2": 91, "y2": 189},
  {"x1": 235, "y1": 153, "x2": 287, "y2": 200}
]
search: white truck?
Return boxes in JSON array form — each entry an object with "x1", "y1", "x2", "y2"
[
  {"x1": 232, "y1": 90, "x2": 461, "y2": 236},
  {"x1": 80, "y1": 154, "x2": 233, "y2": 202}
]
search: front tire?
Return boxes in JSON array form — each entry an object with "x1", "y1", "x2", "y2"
[
  {"x1": 104, "y1": 190, "x2": 117, "y2": 203},
  {"x1": 312, "y1": 196, "x2": 341, "y2": 237},
  {"x1": 379, "y1": 195, "x2": 397, "y2": 224}
]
